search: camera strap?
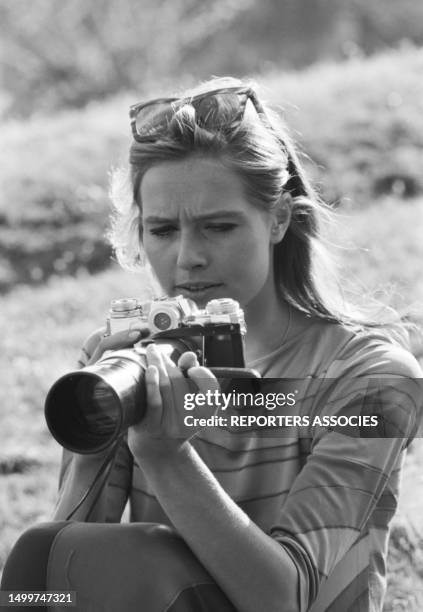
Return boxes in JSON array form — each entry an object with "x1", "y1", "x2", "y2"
[{"x1": 65, "y1": 438, "x2": 123, "y2": 521}]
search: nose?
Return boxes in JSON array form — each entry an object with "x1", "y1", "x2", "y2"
[{"x1": 176, "y1": 230, "x2": 208, "y2": 270}]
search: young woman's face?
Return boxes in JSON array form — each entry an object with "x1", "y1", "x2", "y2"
[{"x1": 140, "y1": 157, "x2": 281, "y2": 311}]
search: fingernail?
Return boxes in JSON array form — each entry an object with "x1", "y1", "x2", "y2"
[
  {"x1": 129, "y1": 327, "x2": 149, "y2": 339},
  {"x1": 129, "y1": 330, "x2": 142, "y2": 339},
  {"x1": 146, "y1": 364, "x2": 159, "y2": 382}
]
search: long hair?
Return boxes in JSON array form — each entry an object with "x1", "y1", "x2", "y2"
[{"x1": 109, "y1": 76, "x2": 409, "y2": 346}]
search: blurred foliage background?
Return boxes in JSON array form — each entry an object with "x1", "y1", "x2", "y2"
[
  {"x1": 2, "y1": 0, "x2": 423, "y2": 117},
  {"x1": 1, "y1": 0, "x2": 423, "y2": 291},
  {"x1": 1, "y1": 2, "x2": 423, "y2": 608}
]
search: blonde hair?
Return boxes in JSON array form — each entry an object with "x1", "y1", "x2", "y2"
[{"x1": 109, "y1": 77, "x2": 409, "y2": 346}]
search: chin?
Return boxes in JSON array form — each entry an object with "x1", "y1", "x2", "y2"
[
  {"x1": 182, "y1": 294, "x2": 212, "y2": 309},
  {"x1": 193, "y1": 296, "x2": 210, "y2": 309}
]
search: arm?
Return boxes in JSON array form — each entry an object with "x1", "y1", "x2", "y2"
[
  {"x1": 53, "y1": 327, "x2": 144, "y2": 522},
  {"x1": 53, "y1": 449, "x2": 113, "y2": 521},
  {"x1": 129, "y1": 346, "x2": 302, "y2": 612},
  {"x1": 138, "y1": 441, "x2": 300, "y2": 612},
  {"x1": 128, "y1": 345, "x2": 422, "y2": 612}
]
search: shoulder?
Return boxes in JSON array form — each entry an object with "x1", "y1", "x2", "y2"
[
  {"x1": 253, "y1": 314, "x2": 422, "y2": 380},
  {"x1": 319, "y1": 328, "x2": 423, "y2": 443},
  {"x1": 325, "y1": 327, "x2": 423, "y2": 378}
]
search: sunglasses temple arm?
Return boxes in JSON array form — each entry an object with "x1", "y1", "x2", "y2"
[
  {"x1": 286, "y1": 154, "x2": 308, "y2": 198},
  {"x1": 250, "y1": 93, "x2": 308, "y2": 197}
]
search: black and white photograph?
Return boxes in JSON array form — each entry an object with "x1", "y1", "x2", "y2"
[{"x1": 1, "y1": 1, "x2": 423, "y2": 610}]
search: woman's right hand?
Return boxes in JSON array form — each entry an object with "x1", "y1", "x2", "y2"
[{"x1": 82, "y1": 326, "x2": 150, "y2": 366}]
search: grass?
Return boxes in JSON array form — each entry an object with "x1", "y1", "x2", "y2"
[{"x1": 330, "y1": 197, "x2": 423, "y2": 319}]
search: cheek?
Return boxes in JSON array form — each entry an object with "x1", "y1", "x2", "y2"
[
  {"x1": 237, "y1": 232, "x2": 271, "y2": 268},
  {"x1": 225, "y1": 234, "x2": 272, "y2": 285},
  {"x1": 143, "y1": 238, "x2": 157, "y2": 263},
  {"x1": 143, "y1": 239, "x2": 173, "y2": 278}
]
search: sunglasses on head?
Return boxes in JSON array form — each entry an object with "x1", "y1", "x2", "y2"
[
  {"x1": 129, "y1": 86, "x2": 265, "y2": 142},
  {"x1": 129, "y1": 86, "x2": 307, "y2": 198}
]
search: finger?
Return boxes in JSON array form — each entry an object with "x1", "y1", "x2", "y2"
[
  {"x1": 177, "y1": 352, "x2": 200, "y2": 372},
  {"x1": 145, "y1": 365, "x2": 162, "y2": 408},
  {"x1": 87, "y1": 327, "x2": 149, "y2": 365},
  {"x1": 160, "y1": 352, "x2": 186, "y2": 383},
  {"x1": 145, "y1": 344, "x2": 168, "y2": 383},
  {"x1": 88, "y1": 328, "x2": 143, "y2": 364},
  {"x1": 144, "y1": 365, "x2": 163, "y2": 428},
  {"x1": 186, "y1": 366, "x2": 220, "y2": 394},
  {"x1": 161, "y1": 350, "x2": 179, "y2": 370}
]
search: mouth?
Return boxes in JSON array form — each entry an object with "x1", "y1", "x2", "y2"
[{"x1": 175, "y1": 282, "x2": 223, "y2": 297}]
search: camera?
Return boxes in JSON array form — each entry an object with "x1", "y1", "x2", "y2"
[
  {"x1": 45, "y1": 296, "x2": 258, "y2": 454},
  {"x1": 106, "y1": 295, "x2": 246, "y2": 336},
  {"x1": 106, "y1": 296, "x2": 196, "y2": 335}
]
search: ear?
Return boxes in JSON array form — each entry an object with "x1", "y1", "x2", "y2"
[{"x1": 270, "y1": 192, "x2": 292, "y2": 244}]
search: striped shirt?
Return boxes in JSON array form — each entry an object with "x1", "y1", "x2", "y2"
[{"x1": 60, "y1": 318, "x2": 422, "y2": 611}]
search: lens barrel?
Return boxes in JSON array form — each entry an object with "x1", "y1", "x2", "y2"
[
  {"x1": 44, "y1": 323, "x2": 247, "y2": 454},
  {"x1": 45, "y1": 349, "x2": 148, "y2": 454}
]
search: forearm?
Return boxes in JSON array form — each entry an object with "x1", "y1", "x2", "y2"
[
  {"x1": 138, "y1": 442, "x2": 300, "y2": 612},
  {"x1": 53, "y1": 453, "x2": 108, "y2": 522}
]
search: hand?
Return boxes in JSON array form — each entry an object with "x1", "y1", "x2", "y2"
[
  {"x1": 85, "y1": 326, "x2": 150, "y2": 366},
  {"x1": 127, "y1": 345, "x2": 220, "y2": 462}
]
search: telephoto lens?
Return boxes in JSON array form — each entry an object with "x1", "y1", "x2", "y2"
[
  {"x1": 45, "y1": 296, "x2": 251, "y2": 455},
  {"x1": 45, "y1": 341, "x2": 187, "y2": 454}
]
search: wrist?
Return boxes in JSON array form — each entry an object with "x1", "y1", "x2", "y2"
[{"x1": 132, "y1": 437, "x2": 191, "y2": 467}]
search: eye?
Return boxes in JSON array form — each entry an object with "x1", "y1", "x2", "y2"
[
  {"x1": 206, "y1": 223, "x2": 237, "y2": 233},
  {"x1": 148, "y1": 225, "x2": 177, "y2": 238}
]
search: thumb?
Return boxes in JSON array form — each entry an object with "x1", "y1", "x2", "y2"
[
  {"x1": 186, "y1": 366, "x2": 220, "y2": 395},
  {"x1": 177, "y1": 351, "x2": 200, "y2": 372}
]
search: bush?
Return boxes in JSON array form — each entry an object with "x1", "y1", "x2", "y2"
[
  {"x1": 265, "y1": 47, "x2": 423, "y2": 205},
  {"x1": 1, "y1": 48, "x2": 423, "y2": 292},
  {"x1": 0, "y1": 98, "x2": 130, "y2": 289}
]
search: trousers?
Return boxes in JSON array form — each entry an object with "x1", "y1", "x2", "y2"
[{"x1": 1, "y1": 521, "x2": 237, "y2": 611}]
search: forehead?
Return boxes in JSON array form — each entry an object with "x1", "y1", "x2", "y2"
[{"x1": 140, "y1": 157, "x2": 249, "y2": 218}]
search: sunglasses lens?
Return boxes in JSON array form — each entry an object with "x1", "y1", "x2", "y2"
[
  {"x1": 132, "y1": 90, "x2": 250, "y2": 140},
  {"x1": 135, "y1": 102, "x2": 174, "y2": 139},
  {"x1": 194, "y1": 92, "x2": 244, "y2": 129}
]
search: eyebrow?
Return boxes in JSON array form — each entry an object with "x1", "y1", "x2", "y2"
[{"x1": 143, "y1": 211, "x2": 245, "y2": 223}]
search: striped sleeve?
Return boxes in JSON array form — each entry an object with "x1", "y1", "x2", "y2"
[
  {"x1": 57, "y1": 328, "x2": 133, "y2": 522},
  {"x1": 270, "y1": 348, "x2": 422, "y2": 610}
]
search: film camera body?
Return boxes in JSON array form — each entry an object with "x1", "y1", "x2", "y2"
[{"x1": 45, "y1": 296, "x2": 258, "y2": 454}]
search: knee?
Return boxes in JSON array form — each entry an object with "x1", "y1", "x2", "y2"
[
  {"x1": 1, "y1": 522, "x2": 70, "y2": 590},
  {"x1": 119, "y1": 523, "x2": 211, "y2": 578},
  {"x1": 120, "y1": 523, "x2": 189, "y2": 558},
  {"x1": 7, "y1": 521, "x2": 70, "y2": 557}
]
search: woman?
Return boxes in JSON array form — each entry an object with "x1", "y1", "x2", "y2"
[{"x1": 3, "y1": 78, "x2": 422, "y2": 611}]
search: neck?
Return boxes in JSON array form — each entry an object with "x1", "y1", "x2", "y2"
[{"x1": 243, "y1": 285, "x2": 291, "y2": 364}]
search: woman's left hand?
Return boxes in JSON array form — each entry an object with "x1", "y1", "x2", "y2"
[{"x1": 127, "y1": 344, "x2": 220, "y2": 462}]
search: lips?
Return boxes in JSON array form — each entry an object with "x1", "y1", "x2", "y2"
[
  {"x1": 175, "y1": 282, "x2": 224, "y2": 301},
  {"x1": 176, "y1": 282, "x2": 222, "y2": 292}
]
